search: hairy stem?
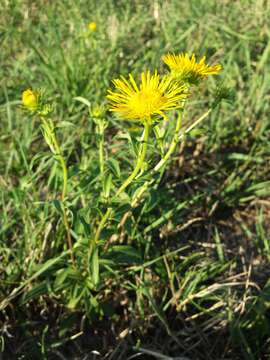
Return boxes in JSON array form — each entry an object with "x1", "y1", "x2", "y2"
[
  {"x1": 94, "y1": 207, "x2": 113, "y2": 243},
  {"x1": 131, "y1": 109, "x2": 212, "y2": 207},
  {"x1": 42, "y1": 119, "x2": 75, "y2": 266},
  {"x1": 57, "y1": 154, "x2": 75, "y2": 266},
  {"x1": 93, "y1": 120, "x2": 150, "y2": 245},
  {"x1": 114, "y1": 120, "x2": 150, "y2": 198},
  {"x1": 153, "y1": 111, "x2": 183, "y2": 173},
  {"x1": 99, "y1": 132, "x2": 105, "y2": 176}
]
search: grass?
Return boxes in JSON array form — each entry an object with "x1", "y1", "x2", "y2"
[{"x1": 1, "y1": 0, "x2": 270, "y2": 359}]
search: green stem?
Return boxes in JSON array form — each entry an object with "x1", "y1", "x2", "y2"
[
  {"x1": 99, "y1": 133, "x2": 104, "y2": 176},
  {"x1": 114, "y1": 120, "x2": 150, "y2": 198},
  {"x1": 153, "y1": 111, "x2": 183, "y2": 173},
  {"x1": 56, "y1": 153, "x2": 75, "y2": 266},
  {"x1": 41, "y1": 118, "x2": 75, "y2": 266},
  {"x1": 94, "y1": 207, "x2": 113, "y2": 243},
  {"x1": 93, "y1": 120, "x2": 150, "y2": 245},
  {"x1": 58, "y1": 155, "x2": 68, "y2": 201},
  {"x1": 131, "y1": 109, "x2": 212, "y2": 207}
]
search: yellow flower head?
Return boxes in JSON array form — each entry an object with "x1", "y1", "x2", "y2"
[
  {"x1": 22, "y1": 88, "x2": 38, "y2": 110},
  {"x1": 162, "y1": 53, "x2": 222, "y2": 84},
  {"x1": 88, "y1": 21, "x2": 97, "y2": 31},
  {"x1": 107, "y1": 71, "x2": 187, "y2": 121}
]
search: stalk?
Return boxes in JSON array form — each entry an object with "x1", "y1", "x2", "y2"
[
  {"x1": 94, "y1": 207, "x2": 113, "y2": 243},
  {"x1": 155, "y1": 109, "x2": 211, "y2": 172},
  {"x1": 131, "y1": 109, "x2": 212, "y2": 207},
  {"x1": 99, "y1": 131, "x2": 105, "y2": 176},
  {"x1": 153, "y1": 111, "x2": 183, "y2": 173},
  {"x1": 42, "y1": 119, "x2": 75, "y2": 266},
  {"x1": 114, "y1": 120, "x2": 150, "y2": 198},
  {"x1": 57, "y1": 153, "x2": 75, "y2": 267},
  {"x1": 93, "y1": 120, "x2": 150, "y2": 244}
]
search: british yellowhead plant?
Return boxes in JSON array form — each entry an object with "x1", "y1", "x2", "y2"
[
  {"x1": 22, "y1": 88, "x2": 75, "y2": 266},
  {"x1": 21, "y1": 53, "x2": 223, "y2": 315}
]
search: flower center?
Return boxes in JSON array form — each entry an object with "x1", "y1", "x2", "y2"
[{"x1": 128, "y1": 89, "x2": 165, "y2": 117}]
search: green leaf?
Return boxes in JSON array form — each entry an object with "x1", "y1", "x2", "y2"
[
  {"x1": 20, "y1": 281, "x2": 48, "y2": 304},
  {"x1": 51, "y1": 199, "x2": 65, "y2": 216},
  {"x1": 107, "y1": 245, "x2": 142, "y2": 264},
  {"x1": 74, "y1": 96, "x2": 91, "y2": 108},
  {"x1": 107, "y1": 158, "x2": 121, "y2": 178},
  {"x1": 103, "y1": 173, "x2": 112, "y2": 198},
  {"x1": 112, "y1": 191, "x2": 131, "y2": 205},
  {"x1": 67, "y1": 287, "x2": 87, "y2": 309},
  {"x1": 0, "y1": 253, "x2": 68, "y2": 311},
  {"x1": 54, "y1": 267, "x2": 75, "y2": 288},
  {"x1": 56, "y1": 121, "x2": 75, "y2": 128}
]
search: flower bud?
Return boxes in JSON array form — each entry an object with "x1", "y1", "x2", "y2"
[
  {"x1": 22, "y1": 89, "x2": 38, "y2": 111},
  {"x1": 88, "y1": 22, "x2": 97, "y2": 32},
  {"x1": 91, "y1": 104, "x2": 106, "y2": 119}
]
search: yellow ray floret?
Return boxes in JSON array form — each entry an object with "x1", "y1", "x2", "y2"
[
  {"x1": 162, "y1": 53, "x2": 222, "y2": 83},
  {"x1": 107, "y1": 71, "x2": 187, "y2": 121}
]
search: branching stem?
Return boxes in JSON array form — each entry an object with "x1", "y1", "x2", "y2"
[
  {"x1": 131, "y1": 109, "x2": 212, "y2": 207},
  {"x1": 94, "y1": 120, "x2": 150, "y2": 244}
]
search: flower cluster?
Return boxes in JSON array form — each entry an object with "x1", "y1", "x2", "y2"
[
  {"x1": 107, "y1": 53, "x2": 222, "y2": 123},
  {"x1": 22, "y1": 53, "x2": 222, "y2": 124}
]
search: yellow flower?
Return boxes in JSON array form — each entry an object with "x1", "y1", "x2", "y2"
[
  {"x1": 107, "y1": 71, "x2": 187, "y2": 121},
  {"x1": 88, "y1": 22, "x2": 97, "y2": 31},
  {"x1": 162, "y1": 53, "x2": 222, "y2": 84},
  {"x1": 22, "y1": 88, "x2": 38, "y2": 110}
]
